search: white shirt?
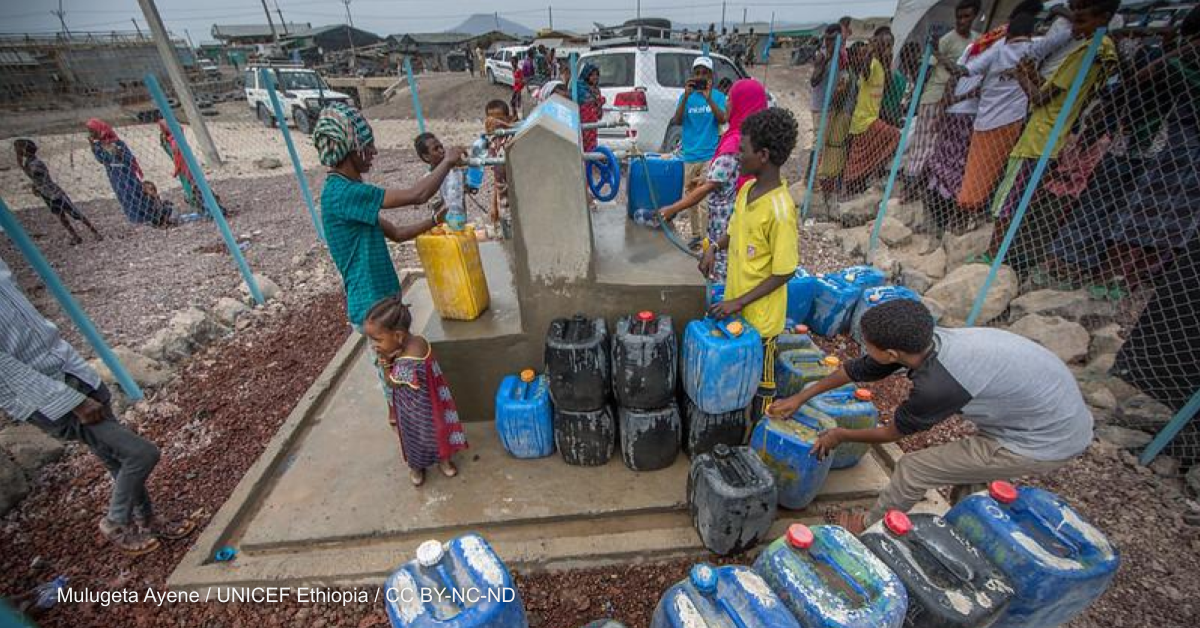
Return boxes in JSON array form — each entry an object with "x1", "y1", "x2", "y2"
[
  {"x1": 969, "y1": 38, "x2": 1034, "y2": 131},
  {"x1": 946, "y1": 46, "x2": 981, "y2": 115}
]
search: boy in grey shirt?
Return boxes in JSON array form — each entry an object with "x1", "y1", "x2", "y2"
[{"x1": 767, "y1": 299, "x2": 1093, "y2": 532}]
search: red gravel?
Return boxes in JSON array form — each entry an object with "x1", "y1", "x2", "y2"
[{"x1": 1, "y1": 291, "x2": 351, "y2": 627}]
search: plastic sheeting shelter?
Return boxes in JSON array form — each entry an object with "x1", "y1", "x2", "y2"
[{"x1": 892, "y1": 0, "x2": 1028, "y2": 53}]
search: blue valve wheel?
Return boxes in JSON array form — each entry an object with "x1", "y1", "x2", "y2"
[{"x1": 586, "y1": 146, "x2": 621, "y2": 203}]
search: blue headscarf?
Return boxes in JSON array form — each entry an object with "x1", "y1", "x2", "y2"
[{"x1": 574, "y1": 63, "x2": 600, "y2": 105}]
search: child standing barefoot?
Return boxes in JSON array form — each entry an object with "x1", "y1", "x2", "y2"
[{"x1": 363, "y1": 296, "x2": 468, "y2": 486}]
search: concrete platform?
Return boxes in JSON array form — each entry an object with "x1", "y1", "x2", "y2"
[{"x1": 169, "y1": 333, "x2": 899, "y2": 591}]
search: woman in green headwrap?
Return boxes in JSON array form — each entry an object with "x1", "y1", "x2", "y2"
[{"x1": 313, "y1": 102, "x2": 467, "y2": 331}]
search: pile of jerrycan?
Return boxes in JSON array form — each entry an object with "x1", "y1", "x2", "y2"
[{"x1": 384, "y1": 480, "x2": 1119, "y2": 628}]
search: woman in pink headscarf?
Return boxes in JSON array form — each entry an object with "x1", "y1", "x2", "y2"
[
  {"x1": 86, "y1": 118, "x2": 156, "y2": 224},
  {"x1": 657, "y1": 78, "x2": 768, "y2": 279}
]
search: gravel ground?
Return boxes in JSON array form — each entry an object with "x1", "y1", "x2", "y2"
[{"x1": 0, "y1": 148, "x2": 493, "y2": 358}]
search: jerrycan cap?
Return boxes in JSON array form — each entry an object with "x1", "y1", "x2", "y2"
[
  {"x1": 869, "y1": 293, "x2": 882, "y2": 303},
  {"x1": 690, "y1": 564, "x2": 718, "y2": 595},
  {"x1": 416, "y1": 540, "x2": 445, "y2": 567},
  {"x1": 712, "y1": 443, "x2": 732, "y2": 459},
  {"x1": 823, "y1": 356, "x2": 841, "y2": 367},
  {"x1": 989, "y1": 481, "x2": 1019, "y2": 504},
  {"x1": 786, "y1": 524, "x2": 815, "y2": 549},
  {"x1": 636, "y1": 310, "x2": 656, "y2": 323},
  {"x1": 726, "y1": 320, "x2": 745, "y2": 337},
  {"x1": 854, "y1": 388, "x2": 873, "y2": 401},
  {"x1": 519, "y1": 369, "x2": 537, "y2": 383},
  {"x1": 795, "y1": 324, "x2": 810, "y2": 334},
  {"x1": 883, "y1": 510, "x2": 913, "y2": 536}
]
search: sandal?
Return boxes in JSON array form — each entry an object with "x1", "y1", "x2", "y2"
[
  {"x1": 409, "y1": 469, "x2": 425, "y2": 487},
  {"x1": 99, "y1": 518, "x2": 161, "y2": 557},
  {"x1": 136, "y1": 512, "x2": 200, "y2": 541},
  {"x1": 438, "y1": 460, "x2": 458, "y2": 478}
]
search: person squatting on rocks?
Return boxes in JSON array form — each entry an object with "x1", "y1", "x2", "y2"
[
  {"x1": 0, "y1": 257, "x2": 196, "y2": 556},
  {"x1": 13, "y1": 138, "x2": 102, "y2": 245},
  {"x1": 767, "y1": 299, "x2": 1093, "y2": 534},
  {"x1": 362, "y1": 296, "x2": 468, "y2": 487},
  {"x1": 700, "y1": 106, "x2": 801, "y2": 423}
]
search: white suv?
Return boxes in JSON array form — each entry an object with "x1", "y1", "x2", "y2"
[
  {"x1": 244, "y1": 65, "x2": 354, "y2": 135},
  {"x1": 579, "y1": 46, "x2": 753, "y2": 153},
  {"x1": 485, "y1": 46, "x2": 531, "y2": 87}
]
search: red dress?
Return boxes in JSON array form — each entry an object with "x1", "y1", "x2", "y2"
[
  {"x1": 385, "y1": 347, "x2": 468, "y2": 470},
  {"x1": 579, "y1": 88, "x2": 606, "y2": 152}
]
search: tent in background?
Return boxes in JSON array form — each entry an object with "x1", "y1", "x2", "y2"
[{"x1": 892, "y1": 0, "x2": 1028, "y2": 54}]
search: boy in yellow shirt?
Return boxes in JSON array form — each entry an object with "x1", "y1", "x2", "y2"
[{"x1": 700, "y1": 107, "x2": 800, "y2": 418}]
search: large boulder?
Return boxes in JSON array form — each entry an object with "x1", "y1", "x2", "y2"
[
  {"x1": 89, "y1": 346, "x2": 171, "y2": 389},
  {"x1": 0, "y1": 424, "x2": 64, "y2": 473},
  {"x1": 833, "y1": 225, "x2": 872, "y2": 258},
  {"x1": 1095, "y1": 425, "x2": 1152, "y2": 449},
  {"x1": 899, "y1": 268, "x2": 936, "y2": 294},
  {"x1": 886, "y1": 198, "x2": 922, "y2": 229},
  {"x1": 872, "y1": 216, "x2": 913, "y2": 248},
  {"x1": 1008, "y1": 290, "x2": 1116, "y2": 328},
  {"x1": 922, "y1": 295, "x2": 946, "y2": 325},
  {"x1": 0, "y1": 452, "x2": 29, "y2": 515},
  {"x1": 895, "y1": 242, "x2": 947, "y2": 281},
  {"x1": 944, "y1": 227, "x2": 992, "y2": 270},
  {"x1": 1116, "y1": 394, "x2": 1174, "y2": 431},
  {"x1": 1078, "y1": 379, "x2": 1118, "y2": 410},
  {"x1": 836, "y1": 192, "x2": 883, "y2": 228},
  {"x1": 924, "y1": 264, "x2": 1019, "y2": 326},
  {"x1": 1009, "y1": 314, "x2": 1091, "y2": 364},
  {"x1": 213, "y1": 296, "x2": 252, "y2": 326},
  {"x1": 1089, "y1": 324, "x2": 1124, "y2": 360},
  {"x1": 140, "y1": 307, "x2": 229, "y2": 364},
  {"x1": 240, "y1": 273, "x2": 281, "y2": 303}
]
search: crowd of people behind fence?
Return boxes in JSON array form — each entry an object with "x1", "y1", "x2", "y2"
[{"x1": 807, "y1": 0, "x2": 1199, "y2": 300}]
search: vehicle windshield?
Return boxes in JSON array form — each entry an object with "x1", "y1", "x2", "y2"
[{"x1": 276, "y1": 70, "x2": 327, "y2": 91}]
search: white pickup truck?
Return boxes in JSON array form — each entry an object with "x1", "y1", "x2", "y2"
[{"x1": 244, "y1": 65, "x2": 354, "y2": 135}]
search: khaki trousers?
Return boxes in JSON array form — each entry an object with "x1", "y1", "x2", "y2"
[
  {"x1": 866, "y1": 434, "x2": 1073, "y2": 524},
  {"x1": 683, "y1": 161, "x2": 710, "y2": 237}
]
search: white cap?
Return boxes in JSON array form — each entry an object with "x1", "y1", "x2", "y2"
[
  {"x1": 692, "y1": 56, "x2": 714, "y2": 70},
  {"x1": 416, "y1": 540, "x2": 445, "y2": 567}
]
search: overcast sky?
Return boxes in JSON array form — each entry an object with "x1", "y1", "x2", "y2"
[{"x1": 4, "y1": 0, "x2": 899, "y2": 42}]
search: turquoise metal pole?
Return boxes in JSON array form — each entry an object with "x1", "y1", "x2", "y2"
[
  {"x1": 404, "y1": 57, "x2": 426, "y2": 134},
  {"x1": 965, "y1": 29, "x2": 1106, "y2": 326},
  {"x1": 260, "y1": 69, "x2": 325, "y2": 243},
  {"x1": 0, "y1": 198, "x2": 143, "y2": 400},
  {"x1": 145, "y1": 74, "x2": 264, "y2": 305},
  {"x1": 868, "y1": 38, "x2": 934, "y2": 261},
  {"x1": 1140, "y1": 388, "x2": 1200, "y2": 465},
  {"x1": 800, "y1": 33, "x2": 842, "y2": 220},
  {"x1": 569, "y1": 53, "x2": 579, "y2": 100}
]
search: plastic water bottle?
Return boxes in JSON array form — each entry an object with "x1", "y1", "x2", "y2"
[
  {"x1": 35, "y1": 576, "x2": 68, "y2": 610},
  {"x1": 466, "y1": 136, "x2": 488, "y2": 192}
]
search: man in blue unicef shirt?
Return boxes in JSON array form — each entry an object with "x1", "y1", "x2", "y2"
[{"x1": 671, "y1": 56, "x2": 727, "y2": 247}]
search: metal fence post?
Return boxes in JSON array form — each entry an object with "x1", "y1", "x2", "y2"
[
  {"x1": 1140, "y1": 388, "x2": 1200, "y2": 465},
  {"x1": 868, "y1": 38, "x2": 934, "y2": 261},
  {"x1": 0, "y1": 198, "x2": 144, "y2": 401},
  {"x1": 569, "y1": 53, "x2": 579, "y2": 100},
  {"x1": 146, "y1": 73, "x2": 265, "y2": 305},
  {"x1": 965, "y1": 29, "x2": 1106, "y2": 326},
  {"x1": 260, "y1": 68, "x2": 325, "y2": 244},
  {"x1": 800, "y1": 33, "x2": 842, "y2": 220},
  {"x1": 404, "y1": 57, "x2": 426, "y2": 135}
]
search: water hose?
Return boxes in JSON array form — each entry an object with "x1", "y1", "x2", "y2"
[
  {"x1": 632, "y1": 151, "x2": 701, "y2": 260},
  {"x1": 586, "y1": 145, "x2": 621, "y2": 202}
]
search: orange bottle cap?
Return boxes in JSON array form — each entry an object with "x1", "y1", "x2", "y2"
[
  {"x1": 854, "y1": 388, "x2": 872, "y2": 401},
  {"x1": 795, "y1": 324, "x2": 809, "y2": 334},
  {"x1": 727, "y1": 321, "x2": 744, "y2": 336},
  {"x1": 883, "y1": 510, "x2": 913, "y2": 536},
  {"x1": 786, "y1": 524, "x2": 814, "y2": 549},
  {"x1": 823, "y1": 356, "x2": 841, "y2": 367},
  {"x1": 989, "y1": 481, "x2": 1019, "y2": 504},
  {"x1": 637, "y1": 311, "x2": 655, "y2": 322},
  {"x1": 519, "y1": 369, "x2": 536, "y2": 383}
]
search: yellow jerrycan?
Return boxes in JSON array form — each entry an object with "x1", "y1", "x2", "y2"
[{"x1": 415, "y1": 225, "x2": 490, "y2": 320}]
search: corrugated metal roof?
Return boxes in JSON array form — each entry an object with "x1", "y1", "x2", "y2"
[
  {"x1": 0, "y1": 49, "x2": 38, "y2": 66},
  {"x1": 393, "y1": 32, "x2": 474, "y2": 45},
  {"x1": 211, "y1": 23, "x2": 312, "y2": 39}
]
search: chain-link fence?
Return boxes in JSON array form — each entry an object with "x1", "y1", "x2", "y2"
[{"x1": 801, "y1": 12, "x2": 1200, "y2": 488}]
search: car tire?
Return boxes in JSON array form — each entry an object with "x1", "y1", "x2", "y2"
[
  {"x1": 257, "y1": 103, "x2": 275, "y2": 128},
  {"x1": 294, "y1": 108, "x2": 313, "y2": 135},
  {"x1": 487, "y1": 69, "x2": 496, "y2": 85},
  {"x1": 660, "y1": 126, "x2": 682, "y2": 154}
]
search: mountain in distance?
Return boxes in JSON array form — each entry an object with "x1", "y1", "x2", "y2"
[{"x1": 450, "y1": 13, "x2": 537, "y2": 37}]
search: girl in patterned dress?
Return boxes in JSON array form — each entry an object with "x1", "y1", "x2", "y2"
[{"x1": 363, "y1": 296, "x2": 468, "y2": 486}]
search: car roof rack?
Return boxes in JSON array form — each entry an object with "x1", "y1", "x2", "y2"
[{"x1": 587, "y1": 21, "x2": 700, "y2": 51}]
